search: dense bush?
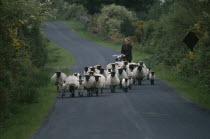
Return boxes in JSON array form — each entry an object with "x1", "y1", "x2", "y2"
[
  {"x1": 92, "y1": 4, "x2": 136, "y2": 39},
  {"x1": 0, "y1": 0, "x2": 52, "y2": 121},
  {"x1": 142, "y1": 0, "x2": 210, "y2": 90}
]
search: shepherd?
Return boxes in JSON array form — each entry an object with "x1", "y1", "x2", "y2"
[{"x1": 121, "y1": 38, "x2": 132, "y2": 63}]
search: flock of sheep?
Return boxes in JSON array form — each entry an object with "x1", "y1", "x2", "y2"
[{"x1": 51, "y1": 55, "x2": 155, "y2": 98}]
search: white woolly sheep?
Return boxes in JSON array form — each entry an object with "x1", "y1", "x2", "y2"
[
  {"x1": 65, "y1": 76, "x2": 79, "y2": 97},
  {"x1": 122, "y1": 78, "x2": 130, "y2": 92},
  {"x1": 106, "y1": 71, "x2": 120, "y2": 93},
  {"x1": 51, "y1": 71, "x2": 67, "y2": 91},
  {"x1": 149, "y1": 71, "x2": 155, "y2": 85},
  {"x1": 133, "y1": 65, "x2": 147, "y2": 85},
  {"x1": 83, "y1": 75, "x2": 95, "y2": 96},
  {"x1": 93, "y1": 74, "x2": 106, "y2": 95},
  {"x1": 116, "y1": 68, "x2": 128, "y2": 88}
]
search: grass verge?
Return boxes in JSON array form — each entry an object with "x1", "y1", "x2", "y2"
[
  {"x1": 64, "y1": 20, "x2": 210, "y2": 109},
  {"x1": 0, "y1": 41, "x2": 74, "y2": 139}
]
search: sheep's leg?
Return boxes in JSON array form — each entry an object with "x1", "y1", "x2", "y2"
[
  {"x1": 113, "y1": 86, "x2": 116, "y2": 93},
  {"x1": 129, "y1": 85, "x2": 132, "y2": 89},
  {"x1": 95, "y1": 89, "x2": 98, "y2": 96},
  {"x1": 120, "y1": 81, "x2": 122, "y2": 89},
  {"x1": 138, "y1": 79, "x2": 142, "y2": 85},
  {"x1": 125, "y1": 87, "x2": 128, "y2": 93},
  {"x1": 110, "y1": 86, "x2": 113, "y2": 93},
  {"x1": 101, "y1": 88, "x2": 103, "y2": 94},
  {"x1": 151, "y1": 79, "x2": 154, "y2": 85},
  {"x1": 147, "y1": 75, "x2": 149, "y2": 80}
]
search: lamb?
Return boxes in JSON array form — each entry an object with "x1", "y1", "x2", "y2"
[
  {"x1": 65, "y1": 76, "x2": 79, "y2": 97},
  {"x1": 149, "y1": 71, "x2": 155, "y2": 85},
  {"x1": 78, "y1": 79, "x2": 84, "y2": 97},
  {"x1": 51, "y1": 71, "x2": 67, "y2": 91},
  {"x1": 116, "y1": 68, "x2": 128, "y2": 88},
  {"x1": 133, "y1": 65, "x2": 147, "y2": 85},
  {"x1": 83, "y1": 75, "x2": 95, "y2": 96},
  {"x1": 84, "y1": 66, "x2": 91, "y2": 75},
  {"x1": 128, "y1": 76, "x2": 133, "y2": 89},
  {"x1": 93, "y1": 74, "x2": 106, "y2": 95},
  {"x1": 106, "y1": 71, "x2": 120, "y2": 93},
  {"x1": 146, "y1": 68, "x2": 151, "y2": 80},
  {"x1": 122, "y1": 78, "x2": 130, "y2": 92}
]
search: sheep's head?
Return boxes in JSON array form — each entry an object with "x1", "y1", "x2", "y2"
[
  {"x1": 129, "y1": 64, "x2": 135, "y2": 71},
  {"x1": 148, "y1": 67, "x2": 151, "y2": 71},
  {"x1": 151, "y1": 71, "x2": 155, "y2": 75},
  {"x1": 125, "y1": 78, "x2": 128, "y2": 82},
  {"x1": 100, "y1": 68, "x2": 104, "y2": 74},
  {"x1": 90, "y1": 67, "x2": 95, "y2": 72},
  {"x1": 96, "y1": 65, "x2": 101, "y2": 70},
  {"x1": 108, "y1": 69, "x2": 111, "y2": 72},
  {"x1": 118, "y1": 68, "x2": 123, "y2": 74},
  {"x1": 85, "y1": 75, "x2": 90, "y2": 81},
  {"x1": 79, "y1": 75, "x2": 82, "y2": 80},
  {"x1": 94, "y1": 75, "x2": 101, "y2": 82},
  {"x1": 79, "y1": 79, "x2": 83, "y2": 85},
  {"x1": 137, "y1": 66, "x2": 142, "y2": 72},
  {"x1": 74, "y1": 73, "x2": 78, "y2": 77},
  {"x1": 56, "y1": 71, "x2": 61, "y2": 78},
  {"x1": 124, "y1": 61, "x2": 128, "y2": 66},
  {"x1": 111, "y1": 71, "x2": 115, "y2": 77},
  {"x1": 89, "y1": 71, "x2": 94, "y2": 76},
  {"x1": 84, "y1": 67, "x2": 89, "y2": 72},
  {"x1": 139, "y1": 62, "x2": 144, "y2": 66},
  {"x1": 111, "y1": 63, "x2": 116, "y2": 69}
]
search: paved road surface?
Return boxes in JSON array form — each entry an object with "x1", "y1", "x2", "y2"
[{"x1": 32, "y1": 22, "x2": 210, "y2": 139}]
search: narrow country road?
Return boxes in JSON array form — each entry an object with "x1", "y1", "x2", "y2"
[{"x1": 32, "y1": 22, "x2": 210, "y2": 139}]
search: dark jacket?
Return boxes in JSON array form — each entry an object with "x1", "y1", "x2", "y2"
[{"x1": 121, "y1": 43, "x2": 132, "y2": 62}]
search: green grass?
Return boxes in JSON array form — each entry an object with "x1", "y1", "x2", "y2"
[
  {"x1": 64, "y1": 20, "x2": 210, "y2": 109},
  {"x1": 0, "y1": 41, "x2": 74, "y2": 139},
  {"x1": 45, "y1": 41, "x2": 74, "y2": 68},
  {"x1": 64, "y1": 20, "x2": 152, "y2": 61}
]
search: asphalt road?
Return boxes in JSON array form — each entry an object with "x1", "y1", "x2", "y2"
[{"x1": 32, "y1": 22, "x2": 210, "y2": 139}]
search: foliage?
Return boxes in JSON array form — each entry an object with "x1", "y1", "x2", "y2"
[
  {"x1": 142, "y1": 0, "x2": 210, "y2": 91},
  {"x1": 0, "y1": 0, "x2": 52, "y2": 121},
  {"x1": 95, "y1": 4, "x2": 135, "y2": 39},
  {"x1": 64, "y1": 0, "x2": 157, "y2": 14},
  {"x1": 52, "y1": 0, "x2": 88, "y2": 20}
]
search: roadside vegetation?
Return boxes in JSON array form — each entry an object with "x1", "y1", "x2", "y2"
[
  {"x1": 53, "y1": 0, "x2": 210, "y2": 108},
  {"x1": 0, "y1": 0, "x2": 73, "y2": 138}
]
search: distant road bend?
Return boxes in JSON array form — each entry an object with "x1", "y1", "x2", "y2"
[{"x1": 32, "y1": 22, "x2": 210, "y2": 139}]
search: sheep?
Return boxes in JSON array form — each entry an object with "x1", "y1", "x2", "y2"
[
  {"x1": 106, "y1": 63, "x2": 117, "y2": 72},
  {"x1": 116, "y1": 68, "x2": 128, "y2": 88},
  {"x1": 126, "y1": 63, "x2": 136, "y2": 84},
  {"x1": 83, "y1": 75, "x2": 95, "y2": 96},
  {"x1": 93, "y1": 74, "x2": 106, "y2": 95},
  {"x1": 149, "y1": 72, "x2": 155, "y2": 85},
  {"x1": 65, "y1": 76, "x2": 79, "y2": 97},
  {"x1": 51, "y1": 71, "x2": 67, "y2": 91},
  {"x1": 106, "y1": 71, "x2": 120, "y2": 93},
  {"x1": 78, "y1": 79, "x2": 84, "y2": 97},
  {"x1": 133, "y1": 65, "x2": 147, "y2": 85},
  {"x1": 122, "y1": 78, "x2": 130, "y2": 92},
  {"x1": 128, "y1": 76, "x2": 133, "y2": 89},
  {"x1": 138, "y1": 61, "x2": 147, "y2": 69},
  {"x1": 146, "y1": 68, "x2": 151, "y2": 80},
  {"x1": 73, "y1": 72, "x2": 81, "y2": 78},
  {"x1": 84, "y1": 66, "x2": 92, "y2": 75},
  {"x1": 99, "y1": 68, "x2": 109, "y2": 79}
]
